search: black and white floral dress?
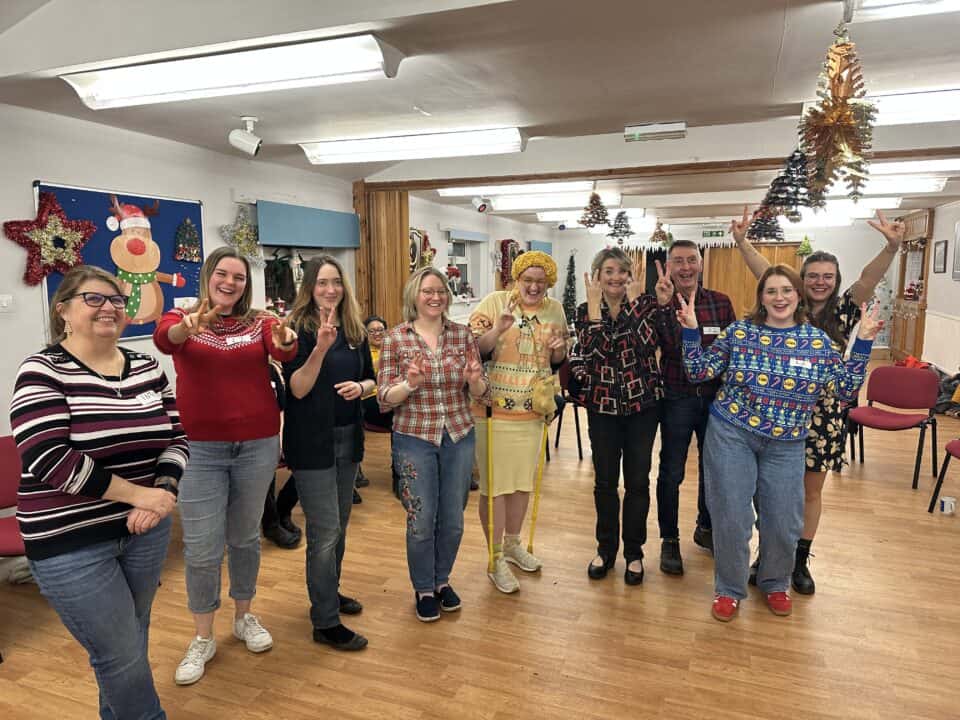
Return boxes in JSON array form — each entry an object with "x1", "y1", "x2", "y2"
[{"x1": 805, "y1": 288, "x2": 862, "y2": 473}]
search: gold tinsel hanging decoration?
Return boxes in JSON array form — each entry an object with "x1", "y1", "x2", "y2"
[
  {"x1": 649, "y1": 221, "x2": 673, "y2": 248},
  {"x1": 798, "y1": 23, "x2": 876, "y2": 208}
]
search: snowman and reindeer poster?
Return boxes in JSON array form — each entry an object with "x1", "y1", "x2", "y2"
[{"x1": 38, "y1": 182, "x2": 203, "y2": 340}]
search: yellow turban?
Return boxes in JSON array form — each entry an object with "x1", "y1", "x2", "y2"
[{"x1": 511, "y1": 250, "x2": 557, "y2": 287}]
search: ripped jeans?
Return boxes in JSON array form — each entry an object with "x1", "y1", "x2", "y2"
[{"x1": 392, "y1": 428, "x2": 475, "y2": 593}]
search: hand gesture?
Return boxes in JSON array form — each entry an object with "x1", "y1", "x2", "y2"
[
  {"x1": 584, "y1": 270, "x2": 603, "y2": 307},
  {"x1": 127, "y1": 508, "x2": 161, "y2": 535},
  {"x1": 271, "y1": 317, "x2": 296, "y2": 349},
  {"x1": 464, "y1": 355, "x2": 483, "y2": 384},
  {"x1": 676, "y1": 290, "x2": 698, "y2": 330},
  {"x1": 866, "y1": 209, "x2": 905, "y2": 250},
  {"x1": 335, "y1": 380, "x2": 364, "y2": 401},
  {"x1": 406, "y1": 354, "x2": 426, "y2": 390},
  {"x1": 856, "y1": 301, "x2": 884, "y2": 341},
  {"x1": 135, "y1": 486, "x2": 176, "y2": 519},
  {"x1": 546, "y1": 327, "x2": 566, "y2": 353},
  {"x1": 654, "y1": 259, "x2": 675, "y2": 306},
  {"x1": 496, "y1": 295, "x2": 519, "y2": 333},
  {"x1": 179, "y1": 299, "x2": 223, "y2": 336},
  {"x1": 313, "y1": 307, "x2": 338, "y2": 355},
  {"x1": 728, "y1": 205, "x2": 751, "y2": 244},
  {"x1": 626, "y1": 258, "x2": 645, "y2": 302}
]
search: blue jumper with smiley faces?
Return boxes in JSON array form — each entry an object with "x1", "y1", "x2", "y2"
[{"x1": 681, "y1": 321, "x2": 873, "y2": 441}]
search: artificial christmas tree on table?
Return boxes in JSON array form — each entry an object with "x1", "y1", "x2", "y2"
[
  {"x1": 174, "y1": 217, "x2": 202, "y2": 263},
  {"x1": 563, "y1": 253, "x2": 577, "y2": 323}
]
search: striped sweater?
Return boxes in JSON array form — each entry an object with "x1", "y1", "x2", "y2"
[{"x1": 9, "y1": 345, "x2": 189, "y2": 560}]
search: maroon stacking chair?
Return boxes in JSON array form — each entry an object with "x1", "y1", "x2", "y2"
[
  {"x1": 847, "y1": 366, "x2": 939, "y2": 489},
  {"x1": 928, "y1": 439, "x2": 960, "y2": 513},
  {"x1": 554, "y1": 360, "x2": 583, "y2": 461},
  {"x1": 0, "y1": 435, "x2": 25, "y2": 665}
]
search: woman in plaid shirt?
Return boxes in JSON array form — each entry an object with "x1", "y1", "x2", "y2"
[{"x1": 377, "y1": 267, "x2": 490, "y2": 622}]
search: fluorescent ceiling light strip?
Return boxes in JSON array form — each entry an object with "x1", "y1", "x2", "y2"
[
  {"x1": 621, "y1": 189, "x2": 767, "y2": 208},
  {"x1": 437, "y1": 181, "x2": 594, "y2": 197},
  {"x1": 871, "y1": 158, "x2": 960, "y2": 175},
  {"x1": 852, "y1": 0, "x2": 960, "y2": 21},
  {"x1": 537, "y1": 209, "x2": 646, "y2": 222},
  {"x1": 61, "y1": 34, "x2": 403, "y2": 109},
  {"x1": 300, "y1": 128, "x2": 524, "y2": 164},
  {"x1": 828, "y1": 177, "x2": 946, "y2": 195},
  {"x1": 491, "y1": 191, "x2": 620, "y2": 212},
  {"x1": 870, "y1": 89, "x2": 960, "y2": 126}
]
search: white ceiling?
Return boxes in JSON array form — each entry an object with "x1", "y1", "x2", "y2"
[{"x1": 1, "y1": 0, "x2": 959, "y2": 223}]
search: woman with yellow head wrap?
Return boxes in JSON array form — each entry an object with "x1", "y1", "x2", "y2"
[{"x1": 468, "y1": 250, "x2": 568, "y2": 593}]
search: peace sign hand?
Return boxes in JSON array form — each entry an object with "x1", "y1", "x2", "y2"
[
  {"x1": 729, "y1": 205, "x2": 751, "y2": 244},
  {"x1": 626, "y1": 258, "x2": 645, "y2": 302},
  {"x1": 654, "y1": 259, "x2": 675, "y2": 306},
  {"x1": 464, "y1": 355, "x2": 483, "y2": 384},
  {"x1": 546, "y1": 327, "x2": 567, "y2": 352},
  {"x1": 584, "y1": 270, "x2": 603, "y2": 306},
  {"x1": 856, "y1": 302, "x2": 884, "y2": 341},
  {"x1": 180, "y1": 299, "x2": 223, "y2": 336},
  {"x1": 405, "y1": 356, "x2": 426, "y2": 390},
  {"x1": 676, "y1": 290, "x2": 698, "y2": 330},
  {"x1": 313, "y1": 307, "x2": 338, "y2": 355},
  {"x1": 866, "y1": 209, "x2": 906, "y2": 250},
  {"x1": 496, "y1": 295, "x2": 519, "y2": 333},
  {"x1": 271, "y1": 317, "x2": 296, "y2": 349}
]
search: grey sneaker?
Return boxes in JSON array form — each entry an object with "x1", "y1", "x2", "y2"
[
  {"x1": 503, "y1": 538, "x2": 543, "y2": 572},
  {"x1": 174, "y1": 636, "x2": 216, "y2": 686},
  {"x1": 233, "y1": 613, "x2": 273, "y2": 653},
  {"x1": 488, "y1": 557, "x2": 520, "y2": 594}
]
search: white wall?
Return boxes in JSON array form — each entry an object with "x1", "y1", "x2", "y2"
[
  {"x1": 0, "y1": 102, "x2": 354, "y2": 434},
  {"x1": 924, "y1": 200, "x2": 960, "y2": 373}
]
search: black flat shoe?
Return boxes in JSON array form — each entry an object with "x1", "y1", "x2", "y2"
[
  {"x1": 313, "y1": 624, "x2": 368, "y2": 651},
  {"x1": 624, "y1": 559, "x2": 645, "y2": 586},
  {"x1": 353, "y1": 489, "x2": 363, "y2": 504},
  {"x1": 587, "y1": 555, "x2": 614, "y2": 580},
  {"x1": 263, "y1": 523, "x2": 300, "y2": 549},
  {"x1": 338, "y1": 593, "x2": 363, "y2": 615},
  {"x1": 355, "y1": 468, "x2": 370, "y2": 488}
]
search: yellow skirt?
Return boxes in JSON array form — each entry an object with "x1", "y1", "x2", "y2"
[{"x1": 475, "y1": 417, "x2": 545, "y2": 497}]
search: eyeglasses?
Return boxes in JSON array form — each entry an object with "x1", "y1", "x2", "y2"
[
  {"x1": 71, "y1": 292, "x2": 129, "y2": 309},
  {"x1": 367, "y1": 327, "x2": 386, "y2": 334},
  {"x1": 520, "y1": 279, "x2": 547, "y2": 288},
  {"x1": 420, "y1": 289, "x2": 449, "y2": 298}
]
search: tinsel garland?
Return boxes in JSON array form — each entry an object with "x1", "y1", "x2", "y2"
[
  {"x1": 500, "y1": 239, "x2": 519, "y2": 286},
  {"x1": 3, "y1": 191, "x2": 97, "y2": 285},
  {"x1": 220, "y1": 205, "x2": 264, "y2": 267}
]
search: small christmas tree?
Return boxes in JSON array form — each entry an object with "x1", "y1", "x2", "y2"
[
  {"x1": 607, "y1": 211, "x2": 635, "y2": 245},
  {"x1": 563, "y1": 253, "x2": 577, "y2": 322},
  {"x1": 764, "y1": 150, "x2": 811, "y2": 222},
  {"x1": 796, "y1": 235, "x2": 813, "y2": 257},
  {"x1": 174, "y1": 217, "x2": 202, "y2": 263},
  {"x1": 747, "y1": 209, "x2": 784, "y2": 242},
  {"x1": 579, "y1": 192, "x2": 609, "y2": 228}
]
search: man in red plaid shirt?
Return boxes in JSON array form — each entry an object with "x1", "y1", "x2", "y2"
[{"x1": 655, "y1": 240, "x2": 735, "y2": 575}]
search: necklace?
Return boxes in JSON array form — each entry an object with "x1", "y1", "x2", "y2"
[{"x1": 89, "y1": 366, "x2": 123, "y2": 398}]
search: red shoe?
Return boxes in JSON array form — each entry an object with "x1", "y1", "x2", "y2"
[
  {"x1": 712, "y1": 595, "x2": 739, "y2": 622},
  {"x1": 765, "y1": 591, "x2": 792, "y2": 616}
]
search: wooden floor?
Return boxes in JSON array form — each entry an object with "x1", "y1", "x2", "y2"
[{"x1": 2, "y1": 382, "x2": 960, "y2": 719}]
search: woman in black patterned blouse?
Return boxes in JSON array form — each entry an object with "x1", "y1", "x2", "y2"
[
  {"x1": 569, "y1": 248, "x2": 674, "y2": 585},
  {"x1": 732, "y1": 208, "x2": 905, "y2": 595}
]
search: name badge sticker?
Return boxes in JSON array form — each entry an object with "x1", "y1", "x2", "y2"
[
  {"x1": 136, "y1": 390, "x2": 161, "y2": 406},
  {"x1": 225, "y1": 335, "x2": 251, "y2": 346},
  {"x1": 789, "y1": 358, "x2": 812, "y2": 369},
  {"x1": 703, "y1": 326, "x2": 722, "y2": 335}
]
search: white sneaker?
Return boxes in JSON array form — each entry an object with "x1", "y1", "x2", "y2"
[
  {"x1": 503, "y1": 538, "x2": 543, "y2": 572},
  {"x1": 174, "y1": 636, "x2": 216, "y2": 686},
  {"x1": 233, "y1": 613, "x2": 273, "y2": 653},
  {"x1": 488, "y1": 557, "x2": 520, "y2": 594}
]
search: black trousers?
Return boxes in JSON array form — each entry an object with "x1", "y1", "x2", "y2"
[{"x1": 587, "y1": 405, "x2": 660, "y2": 562}]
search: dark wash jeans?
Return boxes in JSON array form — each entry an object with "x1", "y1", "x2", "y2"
[
  {"x1": 586, "y1": 405, "x2": 660, "y2": 563},
  {"x1": 656, "y1": 390, "x2": 713, "y2": 539}
]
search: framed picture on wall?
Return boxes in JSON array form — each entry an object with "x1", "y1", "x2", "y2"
[
  {"x1": 954, "y1": 222, "x2": 960, "y2": 281},
  {"x1": 933, "y1": 240, "x2": 947, "y2": 273}
]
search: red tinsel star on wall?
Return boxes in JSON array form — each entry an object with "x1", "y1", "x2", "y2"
[{"x1": 3, "y1": 192, "x2": 97, "y2": 285}]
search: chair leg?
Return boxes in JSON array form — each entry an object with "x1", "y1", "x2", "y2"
[
  {"x1": 858, "y1": 422, "x2": 865, "y2": 464},
  {"x1": 913, "y1": 425, "x2": 926, "y2": 490},
  {"x1": 930, "y1": 417, "x2": 938, "y2": 476},
  {"x1": 573, "y1": 405, "x2": 583, "y2": 461},
  {"x1": 928, "y1": 453, "x2": 952, "y2": 513},
  {"x1": 555, "y1": 404, "x2": 564, "y2": 449},
  {"x1": 545, "y1": 439, "x2": 551, "y2": 463},
  {"x1": 848, "y1": 421, "x2": 857, "y2": 463}
]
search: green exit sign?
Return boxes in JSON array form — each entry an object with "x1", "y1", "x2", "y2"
[{"x1": 702, "y1": 229, "x2": 725, "y2": 238}]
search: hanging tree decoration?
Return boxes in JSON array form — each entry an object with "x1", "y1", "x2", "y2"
[
  {"x1": 764, "y1": 149, "x2": 812, "y2": 223},
  {"x1": 220, "y1": 205, "x2": 264, "y2": 267},
  {"x1": 799, "y1": 23, "x2": 876, "y2": 207},
  {"x1": 747, "y1": 206, "x2": 785, "y2": 242},
  {"x1": 649, "y1": 221, "x2": 673, "y2": 248},
  {"x1": 607, "y1": 211, "x2": 635, "y2": 246},
  {"x1": 173, "y1": 217, "x2": 202, "y2": 263},
  {"x1": 579, "y1": 192, "x2": 609, "y2": 228}
]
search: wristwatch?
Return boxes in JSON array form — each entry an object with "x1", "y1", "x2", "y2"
[{"x1": 155, "y1": 476, "x2": 180, "y2": 497}]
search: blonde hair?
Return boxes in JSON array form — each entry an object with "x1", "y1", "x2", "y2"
[
  {"x1": 402, "y1": 267, "x2": 452, "y2": 323},
  {"x1": 49, "y1": 265, "x2": 125, "y2": 346},
  {"x1": 286, "y1": 256, "x2": 365, "y2": 346},
  {"x1": 194, "y1": 246, "x2": 259, "y2": 324},
  {"x1": 591, "y1": 247, "x2": 632, "y2": 275}
]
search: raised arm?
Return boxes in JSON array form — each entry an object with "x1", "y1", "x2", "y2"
[
  {"x1": 848, "y1": 210, "x2": 905, "y2": 304},
  {"x1": 676, "y1": 291, "x2": 732, "y2": 382},
  {"x1": 828, "y1": 303, "x2": 880, "y2": 401},
  {"x1": 730, "y1": 206, "x2": 771, "y2": 280}
]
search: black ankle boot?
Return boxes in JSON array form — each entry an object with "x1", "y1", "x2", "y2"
[
  {"x1": 659, "y1": 539, "x2": 683, "y2": 576},
  {"x1": 791, "y1": 541, "x2": 815, "y2": 595}
]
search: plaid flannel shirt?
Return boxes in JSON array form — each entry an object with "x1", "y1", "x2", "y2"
[
  {"x1": 377, "y1": 320, "x2": 490, "y2": 446},
  {"x1": 657, "y1": 286, "x2": 736, "y2": 397}
]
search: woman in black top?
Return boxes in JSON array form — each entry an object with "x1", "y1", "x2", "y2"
[{"x1": 283, "y1": 256, "x2": 375, "y2": 651}]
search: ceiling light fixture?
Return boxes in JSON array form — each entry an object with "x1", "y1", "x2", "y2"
[
  {"x1": 300, "y1": 127, "x2": 525, "y2": 164},
  {"x1": 537, "y1": 209, "x2": 646, "y2": 223},
  {"x1": 870, "y1": 158, "x2": 960, "y2": 174},
  {"x1": 850, "y1": 0, "x2": 960, "y2": 22},
  {"x1": 829, "y1": 177, "x2": 946, "y2": 195},
  {"x1": 60, "y1": 34, "x2": 404, "y2": 109},
  {"x1": 438, "y1": 181, "x2": 594, "y2": 197},
  {"x1": 228, "y1": 116, "x2": 262, "y2": 156},
  {"x1": 624, "y1": 122, "x2": 687, "y2": 142},
  {"x1": 489, "y1": 191, "x2": 621, "y2": 213},
  {"x1": 871, "y1": 88, "x2": 960, "y2": 125}
]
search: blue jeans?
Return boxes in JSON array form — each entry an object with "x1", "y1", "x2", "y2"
[
  {"x1": 179, "y1": 435, "x2": 279, "y2": 614},
  {"x1": 295, "y1": 425, "x2": 357, "y2": 629},
  {"x1": 392, "y1": 428, "x2": 475, "y2": 593},
  {"x1": 29, "y1": 516, "x2": 172, "y2": 720},
  {"x1": 656, "y1": 391, "x2": 712, "y2": 538},
  {"x1": 703, "y1": 416, "x2": 804, "y2": 600}
]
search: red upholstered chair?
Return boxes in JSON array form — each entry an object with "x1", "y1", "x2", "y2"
[
  {"x1": 554, "y1": 360, "x2": 583, "y2": 461},
  {"x1": 0, "y1": 435, "x2": 25, "y2": 559},
  {"x1": 847, "y1": 366, "x2": 939, "y2": 489},
  {"x1": 928, "y1": 439, "x2": 960, "y2": 513}
]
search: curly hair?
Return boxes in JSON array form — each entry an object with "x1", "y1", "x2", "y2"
[{"x1": 511, "y1": 250, "x2": 558, "y2": 287}]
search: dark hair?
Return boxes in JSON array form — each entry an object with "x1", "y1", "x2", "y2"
[
  {"x1": 747, "y1": 264, "x2": 807, "y2": 326},
  {"x1": 667, "y1": 240, "x2": 701, "y2": 255},
  {"x1": 800, "y1": 251, "x2": 846, "y2": 348},
  {"x1": 49, "y1": 265, "x2": 125, "y2": 346},
  {"x1": 364, "y1": 315, "x2": 387, "y2": 329}
]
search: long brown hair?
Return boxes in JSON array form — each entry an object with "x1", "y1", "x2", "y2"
[
  {"x1": 747, "y1": 264, "x2": 808, "y2": 326},
  {"x1": 286, "y1": 256, "x2": 365, "y2": 346},
  {"x1": 801, "y1": 251, "x2": 846, "y2": 348},
  {"x1": 194, "y1": 246, "x2": 259, "y2": 324},
  {"x1": 49, "y1": 265, "x2": 125, "y2": 346}
]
